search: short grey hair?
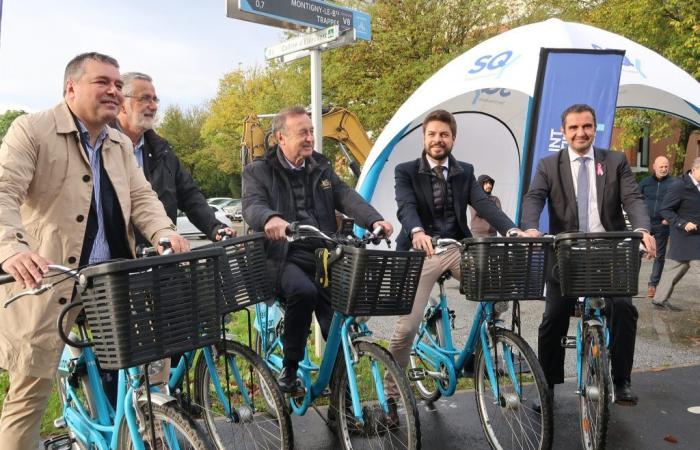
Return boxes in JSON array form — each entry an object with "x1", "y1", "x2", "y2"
[
  {"x1": 271, "y1": 106, "x2": 308, "y2": 137},
  {"x1": 63, "y1": 52, "x2": 119, "y2": 95},
  {"x1": 121, "y1": 72, "x2": 153, "y2": 96},
  {"x1": 692, "y1": 157, "x2": 700, "y2": 170}
]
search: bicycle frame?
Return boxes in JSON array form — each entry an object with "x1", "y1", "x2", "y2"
[
  {"x1": 58, "y1": 340, "x2": 176, "y2": 450},
  {"x1": 254, "y1": 301, "x2": 390, "y2": 422},
  {"x1": 412, "y1": 281, "x2": 520, "y2": 401}
]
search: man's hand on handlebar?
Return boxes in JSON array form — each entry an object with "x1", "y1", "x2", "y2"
[
  {"x1": 523, "y1": 229, "x2": 543, "y2": 238},
  {"x1": 265, "y1": 216, "x2": 289, "y2": 241},
  {"x1": 371, "y1": 220, "x2": 393, "y2": 238},
  {"x1": 158, "y1": 234, "x2": 190, "y2": 254},
  {"x1": 214, "y1": 226, "x2": 237, "y2": 241},
  {"x1": 1, "y1": 250, "x2": 51, "y2": 289},
  {"x1": 412, "y1": 231, "x2": 434, "y2": 257},
  {"x1": 640, "y1": 231, "x2": 656, "y2": 259}
]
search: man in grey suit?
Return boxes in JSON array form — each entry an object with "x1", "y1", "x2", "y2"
[{"x1": 522, "y1": 104, "x2": 655, "y2": 405}]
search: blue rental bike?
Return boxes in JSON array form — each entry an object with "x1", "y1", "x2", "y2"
[
  {"x1": 553, "y1": 231, "x2": 643, "y2": 450},
  {"x1": 1, "y1": 246, "x2": 224, "y2": 449},
  {"x1": 409, "y1": 237, "x2": 554, "y2": 450},
  {"x1": 254, "y1": 223, "x2": 425, "y2": 450},
  {"x1": 164, "y1": 233, "x2": 293, "y2": 450}
]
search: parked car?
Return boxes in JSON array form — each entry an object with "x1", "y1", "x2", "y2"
[
  {"x1": 176, "y1": 205, "x2": 233, "y2": 238},
  {"x1": 207, "y1": 197, "x2": 234, "y2": 207},
  {"x1": 207, "y1": 197, "x2": 241, "y2": 216},
  {"x1": 232, "y1": 209, "x2": 243, "y2": 222}
]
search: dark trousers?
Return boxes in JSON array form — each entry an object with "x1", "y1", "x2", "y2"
[
  {"x1": 279, "y1": 249, "x2": 333, "y2": 365},
  {"x1": 538, "y1": 278, "x2": 638, "y2": 386},
  {"x1": 649, "y1": 223, "x2": 669, "y2": 286}
]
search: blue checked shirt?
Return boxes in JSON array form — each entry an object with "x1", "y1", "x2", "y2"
[{"x1": 76, "y1": 120, "x2": 111, "y2": 264}]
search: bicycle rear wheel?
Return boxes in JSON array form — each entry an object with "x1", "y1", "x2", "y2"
[
  {"x1": 117, "y1": 401, "x2": 212, "y2": 449},
  {"x1": 331, "y1": 340, "x2": 421, "y2": 450},
  {"x1": 474, "y1": 328, "x2": 553, "y2": 450},
  {"x1": 194, "y1": 340, "x2": 293, "y2": 450},
  {"x1": 409, "y1": 311, "x2": 447, "y2": 402},
  {"x1": 579, "y1": 325, "x2": 611, "y2": 450}
]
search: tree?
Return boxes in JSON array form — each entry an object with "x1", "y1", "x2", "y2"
[{"x1": 0, "y1": 110, "x2": 27, "y2": 139}]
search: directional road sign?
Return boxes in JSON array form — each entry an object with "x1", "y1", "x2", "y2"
[
  {"x1": 265, "y1": 25, "x2": 340, "y2": 60},
  {"x1": 227, "y1": 0, "x2": 371, "y2": 40}
]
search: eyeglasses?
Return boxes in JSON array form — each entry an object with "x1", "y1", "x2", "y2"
[{"x1": 125, "y1": 95, "x2": 160, "y2": 105}]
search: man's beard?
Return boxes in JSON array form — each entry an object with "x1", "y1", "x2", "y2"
[{"x1": 425, "y1": 144, "x2": 452, "y2": 161}]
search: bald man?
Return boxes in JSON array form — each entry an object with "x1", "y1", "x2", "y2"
[{"x1": 638, "y1": 156, "x2": 673, "y2": 298}]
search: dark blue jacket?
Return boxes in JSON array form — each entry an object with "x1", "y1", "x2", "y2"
[
  {"x1": 394, "y1": 154, "x2": 515, "y2": 251},
  {"x1": 659, "y1": 173, "x2": 700, "y2": 261},
  {"x1": 638, "y1": 174, "x2": 674, "y2": 224}
]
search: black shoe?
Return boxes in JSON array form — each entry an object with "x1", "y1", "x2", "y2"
[
  {"x1": 386, "y1": 397, "x2": 400, "y2": 429},
  {"x1": 652, "y1": 301, "x2": 683, "y2": 312},
  {"x1": 614, "y1": 381, "x2": 638, "y2": 406},
  {"x1": 277, "y1": 367, "x2": 304, "y2": 394}
]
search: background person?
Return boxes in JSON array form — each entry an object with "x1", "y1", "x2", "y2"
[
  {"x1": 638, "y1": 155, "x2": 673, "y2": 298},
  {"x1": 652, "y1": 158, "x2": 700, "y2": 311},
  {"x1": 469, "y1": 174, "x2": 503, "y2": 237}
]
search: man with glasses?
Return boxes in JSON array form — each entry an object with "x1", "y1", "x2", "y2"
[{"x1": 114, "y1": 72, "x2": 234, "y2": 248}]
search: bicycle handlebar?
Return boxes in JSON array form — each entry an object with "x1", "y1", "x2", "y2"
[
  {"x1": 286, "y1": 222, "x2": 390, "y2": 247},
  {"x1": 0, "y1": 273, "x2": 14, "y2": 285}
]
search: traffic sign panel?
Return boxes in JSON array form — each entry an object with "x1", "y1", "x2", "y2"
[
  {"x1": 265, "y1": 25, "x2": 340, "y2": 60},
  {"x1": 227, "y1": 0, "x2": 371, "y2": 40}
]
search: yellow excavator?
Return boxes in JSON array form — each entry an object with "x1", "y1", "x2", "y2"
[{"x1": 241, "y1": 107, "x2": 372, "y2": 178}]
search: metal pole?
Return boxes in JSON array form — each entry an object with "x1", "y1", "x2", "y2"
[{"x1": 310, "y1": 47, "x2": 325, "y2": 357}]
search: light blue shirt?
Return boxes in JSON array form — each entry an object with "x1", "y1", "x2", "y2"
[
  {"x1": 133, "y1": 135, "x2": 145, "y2": 168},
  {"x1": 76, "y1": 120, "x2": 111, "y2": 264}
]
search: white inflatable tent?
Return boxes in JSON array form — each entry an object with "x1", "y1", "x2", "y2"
[{"x1": 356, "y1": 18, "x2": 700, "y2": 231}]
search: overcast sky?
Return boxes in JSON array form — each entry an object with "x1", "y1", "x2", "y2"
[{"x1": 0, "y1": 0, "x2": 284, "y2": 113}]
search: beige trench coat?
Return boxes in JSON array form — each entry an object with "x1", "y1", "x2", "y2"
[{"x1": 0, "y1": 102, "x2": 175, "y2": 378}]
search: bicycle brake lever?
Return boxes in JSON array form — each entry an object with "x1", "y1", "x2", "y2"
[{"x1": 4, "y1": 283, "x2": 53, "y2": 308}]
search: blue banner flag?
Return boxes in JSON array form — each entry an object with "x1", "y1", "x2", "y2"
[{"x1": 518, "y1": 49, "x2": 625, "y2": 230}]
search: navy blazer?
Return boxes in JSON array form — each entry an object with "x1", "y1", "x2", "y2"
[
  {"x1": 394, "y1": 154, "x2": 516, "y2": 251},
  {"x1": 659, "y1": 173, "x2": 700, "y2": 261},
  {"x1": 521, "y1": 147, "x2": 650, "y2": 234}
]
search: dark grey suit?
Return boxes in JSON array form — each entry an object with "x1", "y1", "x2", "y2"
[{"x1": 522, "y1": 147, "x2": 650, "y2": 386}]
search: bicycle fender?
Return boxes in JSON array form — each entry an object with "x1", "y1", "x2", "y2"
[
  {"x1": 351, "y1": 336, "x2": 382, "y2": 346},
  {"x1": 136, "y1": 392, "x2": 178, "y2": 406}
]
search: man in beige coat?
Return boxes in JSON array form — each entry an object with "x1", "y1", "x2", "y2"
[{"x1": 0, "y1": 52, "x2": 189, "y2": 450}]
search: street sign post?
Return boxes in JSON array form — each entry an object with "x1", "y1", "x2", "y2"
[{"x1": 227, "y1": 0, "x2": 371, "y2": 40}]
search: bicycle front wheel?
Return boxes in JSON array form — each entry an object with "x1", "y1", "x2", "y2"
[
  {"x1": 579, "y1": 325, "x2": 611, "y2": 450},
  {"x1": 331, "y1": 340, "x2": 421, "y2": 450},
  {"x1": 475, "y1": 328, "x2": 553, "y2": 450},
  {"x1": 117, "y1": 401, "x2": 212, "y2": 449},
  {"x1": 194, "y1": 340, "x2": 293, "y2": 450}
]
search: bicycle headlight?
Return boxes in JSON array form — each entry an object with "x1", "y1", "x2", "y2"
[{"x1": 588, "y1": 297, "x2": 606, "y2": 309}]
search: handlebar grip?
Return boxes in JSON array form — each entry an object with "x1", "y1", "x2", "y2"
[
  {"x1": 285, "y1": 222, "x2": 299, "y2": 236},
  {"x1": 0, "y1": 274, "x2": 15, "y2": 285}
]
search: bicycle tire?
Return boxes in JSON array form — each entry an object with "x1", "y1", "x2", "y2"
[
  {"x1": 579, "y1": 325, "x2": 611, "y2": 450},
  {"x1": 330, "y1": 340, "x2": 421, "y2": 450},
  {"x1": 194, "y1": 339, "x2": 293, "y2": 450},
  {"x1": 409, "y1": 310, "x2": 447, "y2": 402},
  {"x1": 474, "y1": 328, "x2": 553, "y2": 450},
  {"x1": 117, "y1": 401, "x2": 212, "y2": 449}
]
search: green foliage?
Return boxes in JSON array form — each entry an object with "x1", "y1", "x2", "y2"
[{"x1": 0, "y1": 110, "x2": 27, "y2": 140}]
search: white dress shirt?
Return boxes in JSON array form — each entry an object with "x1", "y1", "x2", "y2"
[{"x1": 568, "y1": 146, "x2": 605, "y2": 232}]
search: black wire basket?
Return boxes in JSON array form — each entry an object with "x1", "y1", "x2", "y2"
[
  {"x1": 329, "y1": 246, "x2": 425, "y2": 316},
  {"x1": 79, "y1": 247, "x2": 226, "y2": 370},
  {"x1": 460, "y1": 237, "x2": 552, "y2": 301},
  {"x1": 554, "y1": 232, "x2": 642, "y2": 297},
  {"x1": 202, "y1": 232, "x2": 273, "y2": 314}
]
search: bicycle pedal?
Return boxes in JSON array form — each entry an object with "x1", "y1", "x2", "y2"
[
  {"x1": 407, "y1": 367, "x2": 426, "y2": 381},
  {"x1": 561, "y1": 336, "x2": 577, "y2": 348},
  {"x1": 53, "y1": 416, "x2": 67, "y2": 428},
  {"x1": 43, "y1": 434, "x2": 74, "y2": 450}
]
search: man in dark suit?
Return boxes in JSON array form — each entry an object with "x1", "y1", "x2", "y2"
[
  {"x1": 652, "y1": 158, "x2": 700, "y2": 310},
  {"x1": 522, "y1": 104, "x2": 656, "y2": 405},
  {"x1": 385, "y1": 109, "x2": 523, "y2": 398}
]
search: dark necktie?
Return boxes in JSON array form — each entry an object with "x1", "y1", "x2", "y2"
[
  {"x1": 576, "y1": 156, "x2": 589, "y2": 232},
  {"x1": 433, "y1": 166, "x2": 447, "y2": 214}
]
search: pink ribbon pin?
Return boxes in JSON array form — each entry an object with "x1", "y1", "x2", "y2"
[{"x1": 596, "y1": 162, "x2": 604, "y2": 176}]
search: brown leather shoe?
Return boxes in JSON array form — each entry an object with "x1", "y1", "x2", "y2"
[{"x1": 647, "y1": 286, "x2": 656, "y2": 298}]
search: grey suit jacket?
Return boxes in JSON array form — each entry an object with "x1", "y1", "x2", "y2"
[{"x1": 521, "y1": 147, "x2": 650, "y2": 233}]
